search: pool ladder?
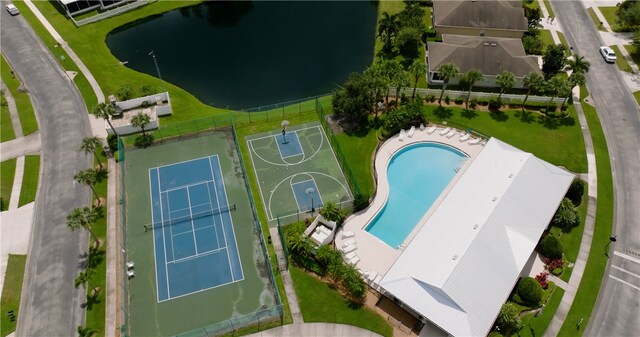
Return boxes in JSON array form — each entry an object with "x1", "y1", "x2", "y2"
[{"x1": 454, "y1": 158, "x2": 468, "y2": 173}]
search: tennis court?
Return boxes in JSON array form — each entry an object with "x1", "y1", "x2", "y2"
[
  {"x1": 149, "y1": 156, "x2": 243, "y2": 302},
  {"x1": 246, "y1": 122, "x2": 352, "y2": 225}
]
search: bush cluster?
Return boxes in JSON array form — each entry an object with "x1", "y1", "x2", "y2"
[
  {"x1": 540, "y1": 235, "x2": 564, "y2": 259},
  {"x1": 517, "y1": 277, "x2": 543, "y2": 306}
]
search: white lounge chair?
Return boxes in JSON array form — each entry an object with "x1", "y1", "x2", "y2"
[
  {"x1": 344, "y1": 251, "x2": 358, "y2": 261},
  {"x1": 446, "y1": 129, "x2": 457, "y2": 138},
  {"x1": 426, "y1": 125, "x2": 437, "y2": 134},
  {"x1": 367, "y1": 271, "x2": 378, "y2": 283},
  {"x1": 419, "y1": 123, "x2": 425, "y2": 131},
  {"x1": 407, "y1": 126, "x2": 416, "y2": 138},
  {"x1": 342, "y1": 238, "x2": 356, "y2": 247},
  {"x1": 341, "y1": 243, "x2": 357, "y2": 253},
  {"x1": 126, "y1": 261, "x2": 135, "y2": 270},
  {"x1": 469, "y1": 137, "x2": 481, "y2": 145},
  {"x1": 342, "y1": 231, "x2": 355, "y2": 239},
  {"x1": 459, "y1": 133, "x2": 470, "y2": 142},
  {"x1": 399, "y1": 129, "x2": 405, "y2": 141},
  {"x1": 347, "y1": 254, "x2": 360, "y2": 266},
  {"x1": 439, "y1": 127, "x2": 451, "y2": 136},
  {"x1": 127, "y1": 270, "x2": 135, "y2": 279}
]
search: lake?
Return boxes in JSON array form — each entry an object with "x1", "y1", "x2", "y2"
[{"x1": 106, "y1": 1, "x2": 378, "y2": 109}]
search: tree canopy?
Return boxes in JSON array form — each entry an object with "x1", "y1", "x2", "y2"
[{"x1": 542, "y1": 44, "x2": 567, "y2": 77}]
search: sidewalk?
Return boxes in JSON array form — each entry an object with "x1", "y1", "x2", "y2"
[{"x1": 0, "y1": 80, "x2": 24, "y2": 139}]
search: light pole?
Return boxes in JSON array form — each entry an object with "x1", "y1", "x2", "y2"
[
  {"x1": 148, "y1": 50, "x2": 162, "y2": 81},
  {"x1": 306, "y1": 187, "x2": 315, "y2": 214},
  {"x1": 281, "y1": 120, "x2": 289, "y2": 144},
  {"x1": 604, "y1": 235, "x2": 617, "y2": 256}
]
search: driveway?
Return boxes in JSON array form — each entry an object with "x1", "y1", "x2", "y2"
[
  {"x1": 553, "y1": 1, "x2": 640, "y2": 336},
  {"x1": 1, "y1": 4, "x2": 93, "y2": 337}
]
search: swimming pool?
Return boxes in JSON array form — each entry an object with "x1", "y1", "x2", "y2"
[{"x1": 365, "y1": 142, "x2": 468, "y2": 248}]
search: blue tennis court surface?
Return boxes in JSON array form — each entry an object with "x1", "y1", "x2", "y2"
[
  {"x1": 149, "y1": 156, "x2": 244, "y2": 302},
  {"x1": 276, "y1": 132, "x2": 303, "y2": 158},
  {"x1": 291, "y1": 179, "x2": 323, "y2": 212}
]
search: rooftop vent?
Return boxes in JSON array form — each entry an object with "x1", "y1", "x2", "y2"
[
  {"x1": 452, "y1": 254, "x2": 459, "y2": 260},
  {"x1": 473, "y1": 224, "x2": 479, "y2": 229},
  {"x1": 492, "y1": 197, "x2": 498, "y2": 202},
  {"x1": 509, "y1": 173, "x2": 514, "y2": 178}
]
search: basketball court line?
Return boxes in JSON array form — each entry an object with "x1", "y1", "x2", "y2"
[{"x1": 276, "y1": 130, "x2": 304, "y2": 159}]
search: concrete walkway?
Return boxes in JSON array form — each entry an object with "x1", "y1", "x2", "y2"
[
  {"x1": 245, "y1": 322, "x2": 384, "y2": 337},
  {"x1": 0, "y1": 203, "x2": 35, "y2": 295},
  {"x1": 0, "y1": 132, "x2": 41, "y2": 161},
  {"x1": 269, "y1": 227, "x2": 303, "y2": 324}
]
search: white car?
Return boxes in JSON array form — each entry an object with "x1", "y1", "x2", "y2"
[
  {"x1": 599, "y1": 46, "x2": 617, "y2": 63},
  {"x1": 6, "y1": 4, "x2": 19, "y2": 15}
]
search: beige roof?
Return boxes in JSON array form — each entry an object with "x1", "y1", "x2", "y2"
[
  {"x1": 433, "y1": 0, "x2": 527, "y2": 32},
  {"x1": 427, "y1": 35, "x2": 541, "y2": 77}
]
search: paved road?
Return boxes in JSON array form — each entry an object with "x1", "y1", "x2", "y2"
[
  {"x1": 1, "y1": 5, "x2": 93, "y2": 337},
  {"x1": 553, "y1": 2, "x2": 640, "y2": 336}
]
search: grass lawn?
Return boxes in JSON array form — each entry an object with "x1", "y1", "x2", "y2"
[
  {"x1": 0, "y1": 254, "x2": 27, "y2": 337},
  {"x1": 540, "y1": 29, "x2": 555, "y2": 48},
  {"x1": 1, "y1": 87, "x2": 15, "y2": 142},
  {"x1": 16, "y1": 0, "x2": 225, "y2": 123},
  {"x1": 623, "y1": 45, "x2": 640, "y2": 67},
  {"x1": 425, "y1": 105, "x2": 588, "y2": 173},
  {"x1": 598, "y1": 6, "x2": 619, "y2": 31},
  {"x1": 515, "y1": 287, "x2": 566, "y2": 337},
  {"x1": 1, "y1": 159, "x2": 17, "y2": 211},
  {"x1": 83, "y1": 153, "x2": 108, "y2": 336},
  {"x1": 557, "y1": 96, "x2": 613, "y2": 337},
  {"x1": 587, "y1": 7, "x2": 607, "y2": 32},
  {"x1": 18, "y1": 155, "x2": 40, "y2": 207},
  {"x1": 557, "y1": 31, "x2": 569, "y2": 52},
  {"x1": 290, "y1": 266, "x2": 393, "y2": 337},
  {"x1": 523, "y1": 0, "x2": 540, "y2": 10},
  {"x1": 1, "y1": 55, "x2": 38, "y2": 136},
  {"x1": 609, "y1": 45, "x2": 633, "y2": 73},
  {"x1": 634, "y1": 91, "x2": 640, "y2": 106},
  {"x1": 335, "y1": 126, "x2": 379, "y2": 198},
  {"x1": 543, "y1": 0, "x2": 555, "y2": 18}
]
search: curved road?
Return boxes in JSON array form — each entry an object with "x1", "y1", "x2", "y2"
[
  {"x1": 553, "y1": 1, "x2": 640, "y2": 336},
  {"x1": 1, "y1": 5, "x2": 93, "y2": 337}
]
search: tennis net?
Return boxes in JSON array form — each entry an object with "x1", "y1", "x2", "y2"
[{"x1": 144, "y1": 204, "x2": 236, "y2": 231}]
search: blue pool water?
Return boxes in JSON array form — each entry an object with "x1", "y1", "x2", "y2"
[{"x1": 365, "y1": 143, "x2": 468, "y2": 248}]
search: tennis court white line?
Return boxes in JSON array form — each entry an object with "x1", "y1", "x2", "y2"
[
  {"x1": 158, "y1": 168, "x2": 171, "y2": 300},
  {"x1": 169, "y1": 246, "x2": 227, "y2": 265},
  {"x1": 205, "y1": 181, "x2": 223, "y2": 250},
  {"x1": 158, "y1": 268, "x2": 245, "y2": 303},
  {"x1": 160, "y1": 180, "x2": 213, "y2": 194},
  {"x1": 186, "y1": 185, "x2": 199, "y2": 255},
  {"x1": 209, "y1": 157, "x2": 235, "y2": 281},
  {"x1": 148, "y1": 169, "x2": 162, "y2": 302},
  {"x1": 215, "y1": 156, "x2": 245, "y2": 281},
  {"x1": 152, "y1": 156, "x2": 214, "y2": 170},
  {"x1": 170, "y1": 223, "x2": 217, "y2": 239}
]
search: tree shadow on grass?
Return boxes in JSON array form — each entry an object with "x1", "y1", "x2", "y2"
[
  {"x1": 432, "y1": 106, "x2": 453, "y2": 120},
  {"x1": 489, "y1": 110, "x2": 509, "y2": 122},
  {"x1": 515, "y1": 109, "x2": 536, "y2": 124},
  {"x1": 460, "y1": 109, "x2": 478, "y2": 119}
]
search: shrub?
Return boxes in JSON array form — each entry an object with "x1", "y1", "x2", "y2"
[
  {"x1": 517, "y1": 277, "x2": 543, "y2": 306},
  {"x1": 454, "y1": 97, "x2": 464, "y2": 104},
  {"x1": 444, "y1": 95, "x2": 450, "y2": 104},
  {"x1": 552, "y1": 198, "x2": 579, "y2": 229},
  {"x1": 488, "y1": 332, "x2": 504, "y2": 337},
  {"x1": 535, "y1": 272, "x2": 550, "y2": 289},
  {"x1": 552, "y1": 267, "x2": 563, "y2": 276},
  {"x1": 320, "y1": 201, "x2": 346, "y2": 224},
  {"x1": 544, "y1": 257, "x2": 564, "y2": 271},
  {"x1": 115, "y1": 84, "x2": 135, "y2": 101},
  {"x1": 106, "y1": 134, "x2": 118, "y2": 153},
  {"x1": 567, "y1": 179, "x2": 585, "y2": 206},
  {"x1": 540, "y1": 235, "x2": 564, "y2": 259},
  {"x1": 426, "y1": 94, "x2": 436, "y2": 103},
  {"x1": 352, "y1": 193, "x2": 369, "y2": 212},
  {"x1": 469, "y1": 98, "x2": 478, "y2": 109},
  {"x1": 488, "y1": 97, "x2": 503, "y2": 110},
  {"x1": 496, "y1": 303, "x2": 522, "y2": 333}
]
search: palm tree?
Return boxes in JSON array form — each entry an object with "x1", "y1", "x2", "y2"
[
  {"x1": 408, "y1": 59, "x2": 427, "y2": 99},
  {"x1": 77, "y1": 325, "x2": 97, "y2": 337},
  {"x1": 74, "y1": 169, "x2": 100, "y2": 202},
  {"x1": 383, "y1": 60, "x2": 403, "y2": 105},
  {"x1": 74, "y1": 269, "x2": 95, "y2": 288},
  {"x1": 461, "y1": 69, "x2": 483, "y2": 110},
  {"x1": 378, "y1": 12, "x2": 399, "y2": 52},
  {"x1": 562, "y1": 72, "x2": 586, "y2": 108},
  {"x1": 521, "y1": 72, "x2": 545, "y2": 109},
  {"x1": 342, "y1": 265, "x2": 366, "y2": 298},
  {"x1": 393, "y1": 70, "x2": 411, "y2": 104},
  {"x1": 565, "y1": 54, "x2": 591, "y2": 74},
  {"x1": 131, "y1": 112, "x2": 151, "y2": 136},
  {"x1": 67, "y1": 206, "x2": 101, "y2": 244},
  {"x1": 364, "y1": 62, "x2": 389, "y2": 116},
  {"x1": 545, "y1": 75, "x2": 569, "y2": 107},
  {"x1": 496, "y1": 71, "x2": 516, "y2": 100},
  {"x1": 436, "y1": 63, "x2": 459, "y2": 106},
  {"x1": 91, "y1": 103, "x2": 118, "y2": 136},
  {"x1": 80, "y1": 137, "x2": 103, "y2": 170}
]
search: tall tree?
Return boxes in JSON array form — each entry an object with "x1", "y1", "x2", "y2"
[
  {"x1": 74, "y1": 269, "x2": 95, "y2": 288},
  {"x1": 131, "y1": 112, "x2": 151, "y2": 136},
  {"x1": 383, "y1": 60, "x2": 404, "y2": 104},
  {"x1": 67, "y1": 206, "x2": 101, "y2": 244},
  {"x1": 408, "y1": 59, "x2": 427, "y2": 99},
  {"x1": 496, "y1": 71, "x2": 516, "y2": 99},
  {"x1": 74, "y1": 169, "x2": 100, "y2": 202},
  {"x1": 436, "y1": 63, "x2": 459, "y2": 106},
  {"x1": 461, "y1": 69, "x2": 483, "y2": 110},
  {"x1": 393, "y1": 70, "x2": 411, "y2": 103},
  {"x1": 377, "y1": 12, "x2": 399, "y2": 52},
  {"x1": 565, "y1": 54, "x2": 591, "y2": 74},
  {"x1": 90, "y1": 103, "x2": 118, "y2": 136},
  {"x1": 545, "y1": 75, "x2": 569, "y2": 107},
  {"x1": 364, "y1": 62, "x2": 389, "y2": 116},
  {"x1": 542, "y1": 44, "x2": 567, "y2": 78},
  {"x1": 77, "y1": 325, "x2": 97, "y2": 337},
  {"x1": 562, "y1": 72, "x2": 586, "y2": 108},
  {"x1": 615, "y1": 0, "x2": 640, "y2": 30},
  {"x1": 80, "y1": 137, "x2": 104, "y2": 170},
  {"x1": 332, "y1": 72, "x2": 376, "y2": 126},
  {"x1": 521, "y1": 72, "x2": 545, "y2": 109}
]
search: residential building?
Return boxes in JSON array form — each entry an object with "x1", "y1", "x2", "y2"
[{"x1": 432, "y1": 0, "x2": 528, "y2": 38}]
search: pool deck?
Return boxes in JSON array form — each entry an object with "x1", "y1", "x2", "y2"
[{"x1": 336, "y1": 125, "x2": 486, "y2": 283}]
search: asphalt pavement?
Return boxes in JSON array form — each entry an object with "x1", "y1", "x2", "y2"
[
  {"x1": 1, "y1": 4, "x2": 94, "y2": 337},
  {"x1": 552, "y1": 1, "x2": 640, "y2": 336}
]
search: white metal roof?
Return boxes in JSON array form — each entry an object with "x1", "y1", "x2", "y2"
[{"x1": 380, "y1": 138, "x2": 574, "y2": 337}]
